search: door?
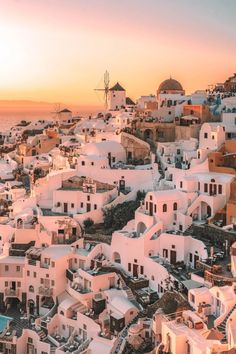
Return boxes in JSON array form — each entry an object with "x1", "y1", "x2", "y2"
[
  {"x1": 194, "y1": 255, "x2": 199, "y2": 269},
  {"x1": 119, "y1": 180, "x2": 125, "y2": 191},
  {"x1": 86, "y1": 203, "x2": 91, "y2": 212},
  {"x1": 170, "y1": 250, "x2": 177, "y2": 265},
  {"x1": 64, "y1": 203, "x2": 68, "y2": 213},
  {"x1": 133, "y1": 264, "x2": 138, "y2": 278},
  {"x1": 12, "y1": 281, "x2": 16, "y2": 290},
  {"x1": 149, "y1": 202, "x2": 153, "y2": 216}
]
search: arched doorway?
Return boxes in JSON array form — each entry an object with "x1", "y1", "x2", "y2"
[
  {"x1": 144, "y1": 129, "x2": 153, "y2": 141},
  {"x1": 137, "y1": 221, "x2": 147, "y2": 236},
  {"x1": 112, "y1": 252, "x2": 121, "y2": 264}
]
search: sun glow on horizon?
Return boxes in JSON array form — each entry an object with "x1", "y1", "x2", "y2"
[{"x1": 0, "y1": 0, "x2": 236, "y2": 107}]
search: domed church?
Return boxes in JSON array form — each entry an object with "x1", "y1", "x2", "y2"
[{"x1": 157, "y1": 77, "x2": 185, "y2": 96}]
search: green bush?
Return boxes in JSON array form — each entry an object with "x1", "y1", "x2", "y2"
[
  {"x1": 103, "y1": 190, "x2": 146, "y2": 233},
  {"x1": 83, "y1": 218, "x2": 94, "y2": 229}
]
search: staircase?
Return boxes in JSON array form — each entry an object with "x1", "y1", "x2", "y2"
[
  {"x1": 217, "y1": 304, "x2": 236, "y2": 343},
  {"x1": 38, "y1": 329, "x2": 47, "y2": 341},
  {"x1": 72, "y1": 300, "x2": 87, "y2": 314}
]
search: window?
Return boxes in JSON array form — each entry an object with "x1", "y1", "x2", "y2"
[
  {"x1": 51, "y1": 280, "x2": 55, "y2": 286},
  {"x1": 33, "y1": 272, "x2": 36, "y2": 278},
  {"x1": 16, "y1": 266, "x2": 20, "y2": 272},
  {"x1": 128, "y1": 263, "x2": 131, "y2": 272},
  {"x1": 5, "y1": 281, "x2": 8, "y2": 287},
  {"x1": 5, "y1": 265, "x2": 9, "y2": 272},
  {"x1": 204, "y1": 132, "x2": 208, "y2": 139},
  {"x1": 94, "y1": 204, "x2": 97, "y2": 210},
  {"x1": 177, "y1": 149, "x2": 180, "y2": 155},
  {"x1": 173, "y1": 202, "x2": 177, "y2": 211},
  {"x1": 172, "y1": 245, "x2": 175, "y2": 249},
  {"x1": 87, "y1": 195, "x2": 90, "y2": 201},
  {"x1": 134, "y1": 259, "x2": 137, "y2": 263},
  {"x1": 154, "y1": 204, "x2": 157, "y2": 213},
  {"x1": 81, "y1": 161, "x2": 85, "y2": 166},
  {"x1": 163, "y1": 204, "x2": 167, "y2": 213},
  {"x1": 212, "y1": 135, "x2": 215, "y2": 140},
  {"x1": 198, "y1": 182, "x2": 200, "y2": 190},
  {"x1": 51, "y1": 262, "x2": 55, "y2": 268},
  {"x1": 204, "y1": 183, "x2": 208, "y2": 193},
  {"x1": 57, "y1": 202, "x2": 61, "y2": 207},
  {"x1": 150, "y1": 195, "x2": 152, "y2": 200},
  {"x1": 218, "y1": 185, "x2": 222, "y2": 194},
  {"x1": 163, "y1": 249, "x2": 168, "y2": 258},
  {"x1": 81, "y1": 202, "x2": 83, "y2": 208},
  {"x1": 91, "y1": 162, "x2": 94, "y2": 166},
  {"x1": 17, "y1": 281, "x2": 21, "y2": 287},
  {"x1": 180, "y1": 181, "x2": 183, "y2": 188},
  {"x1": 146, "y1": 202, "x2": 148, "y2": 209},
  {"x1": 71, "y1": 203, "x2": 74, "y2": 208},
  {"x1": 27, "y1": 270, "x2": 30, "y2": 276},
  {"x1": 140, "y1": 266, "x2": 144, "y2": 274},
  {"x1": 28, "y1": 337, "x2": 33, "y2": 343},
  {"x1": 189, "y1": 253, "x2": 193, "y2": 262},
  {"x1": 190, "y1": 293, "x2": 195, "y2": 303}
]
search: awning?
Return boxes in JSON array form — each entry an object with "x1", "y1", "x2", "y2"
[{"x1": 182, "y1": 279, "x2": 203, "y2": 290}]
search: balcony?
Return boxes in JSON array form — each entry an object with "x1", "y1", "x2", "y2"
[
  {"x1": 38, "y1": 286, "x2": 53, "y2": 296},
  {"x1": 5, "y1": 288, "x2": 19, "y2": 297},
  {"x1": 66, "y1": 268, "x2": 77, "y2": 282}
]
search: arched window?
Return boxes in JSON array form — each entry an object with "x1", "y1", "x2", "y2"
[
  {"x1": 173, "y1": 202, "x2": 177, "y2": 211},
  {"x1": 163, "y1": 204, "x2": 167, "y2": 213},
  {"x1": 29, "y1": 285, "x2": 34, "y2": 293}
]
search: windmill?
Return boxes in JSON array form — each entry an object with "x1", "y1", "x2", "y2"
[
  {"x1": 51, "y1": 103, "x2": 62, "y2": 123},
  {"x1": 94, "y1": 70, "x2": 110, "y2": 109}
]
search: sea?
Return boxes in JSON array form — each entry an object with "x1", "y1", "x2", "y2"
[{"x1": 0, "y1": 112, "x2": 52, "y2": 132}]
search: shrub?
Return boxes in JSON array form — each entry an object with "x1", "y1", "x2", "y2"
[{"x1": 83, "y1": 218, "x2": 94, "y2": 229}]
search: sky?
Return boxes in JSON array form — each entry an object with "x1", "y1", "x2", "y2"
[{"x1": 0, "y1": 0, "x2": 236, "y2": 108}]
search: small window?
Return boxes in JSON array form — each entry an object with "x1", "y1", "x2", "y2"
[
  {"x1": 51, "y1": 280, "x2": 55, "y2": 286},
  {"x1": 180, "y1": 181, "x2": 183, "y2": 188},
  {"x1": 5, "y1": 281, "x2": 8, "y2": 287},
  {"x1": 87, "y1": 195, "x2": 90, "y2": 201},
  {"x1": 128, "y1": 263, "x2": 131, "y2": 272},
  {"x1": 5, "y1": 265, "x2": 9, "y2": 272},
  {"x1": 71, "y1": 203, "x2": 74, "y2": 208},
  {"x1": 212, "y1": 135, "x2": 215, "y2": 140},
  {"x1": 81, "y1": 161, "x2": 85, "y2": 166},
  {"x1": 17, "y1": 281, "x2": 21, "y2": 287},
  {"x1": 163, "y1": 204, "x2": 167, "y2": 213},
  {"x1": 173, "y1": 202, "x2": 177, "y2": 211},
  {"x1": 140, "y1": 266, "x2": 144, "y2": 274},
  {"x1": 51, "y1": 261, "x2": 55, "y2": 268},
  {"x1": 204, "y1": 183, "x2": 208, "y2": 193},
  {"x1": 189, "y1": 253, "x2": 193, "y2": 262},
  {"x1": 204, "y1": 132, "x2": 208, "y2": 139},
  {"x1": 28, "y1": 337, "x2": 33, "y2": 344},
  {"x1": 16, "y1": 266, "x2": 20, "y2": 272},
  {"x1": 154, "y1": 204, "x2": 157, "y2": 213},
  {"x1": 94, "y1": 204, "x2": 97, "y2": 210},
  {"x1": 27, "y1": 270, "x2": 30, "y2": 276},
  {"x1": 150, "y1": 195, "x2": 152, "y2": 200},
  {"x1": 81, "y1": 202, "x2": 83, "y2": 208},
  {"x1": 33, "y1": 272, "x2": 36, "y2": 278},
  {"x1": 218, "y1": 185, "x2": 222, "y2": 194}
]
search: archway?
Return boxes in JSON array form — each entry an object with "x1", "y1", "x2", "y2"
[
  {"x1": 144, "y1": 129, "x2": 153, "y2": 141},
  {"x1": 112, "y1": 252, "x2": 121, "y2": 264},
  {"x1": 137, "y1": 221, "x2": 147, "y2": 236}
]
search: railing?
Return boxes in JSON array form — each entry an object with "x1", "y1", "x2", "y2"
[
  {"x1": 28, "y1": 259, "x2": 37, "y2": 266},
  {"x1": 204, "y1": 270, "x2": 236, "y2": 285},
  {"x1": 5, "y1": 288, "x2": 19, "y2": 296},
  {"x1": 39, "y1": 286, "x2": 53, "y2": 296}
]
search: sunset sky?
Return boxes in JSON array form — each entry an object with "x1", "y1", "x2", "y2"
[{"x1": 0, "y1": 0, "x2": 236, "y2": 108}]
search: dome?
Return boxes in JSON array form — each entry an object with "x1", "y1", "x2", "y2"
[{"x1": 158, "y1": 78, "x2": 183, "y2": 93}]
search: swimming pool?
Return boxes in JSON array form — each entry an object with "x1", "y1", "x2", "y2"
[{"x1": 0, "y1": 315, "x2": 13, "y2": 332}]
